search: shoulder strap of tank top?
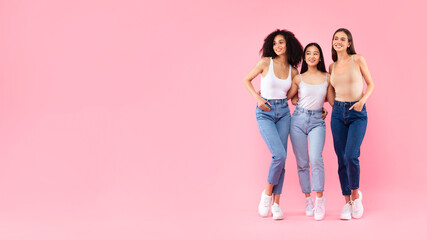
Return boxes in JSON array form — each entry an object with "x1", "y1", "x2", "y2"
[
  {"x1": 267, "y1": 57, "x2": 274, "y2": 76},
  {"x1": 350, "y1": 55, "x2": 362, "y2": 75},
  {"x1": 351, "y1": 55, "x2": 359, "y2": 73},
  {"x1": 288, "y1": 64, "x2": 292, "y2": 79},
  {"x1": 324, "y1": 72, "x2": 328, "y2": 85}
]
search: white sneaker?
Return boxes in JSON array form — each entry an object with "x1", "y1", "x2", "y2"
[
  {"x1": 314, "y1": 197, "x2": 325, "y2": 221},
  {"x1": 271, "y1": 203, "x2": 284, "y2": 220},
  {"x1": 340, "y1": 202, "x2": 352, "y2": 220},
  {"x1": 305, "y1": 197, "x2": 314, "y2": 216},
  {"x1": 258, "y1": 190, "x2": 272, "y2": 217},
  {"x1": 352, "y1": 191, "x2": 364, "y2": 219}
]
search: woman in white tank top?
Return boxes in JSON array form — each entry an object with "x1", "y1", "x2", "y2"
[
  {"x1": 287, "y1": 43, "x2": 333, "y2": 220},
  {"x1": 243, "y1": 29, "x2": 303, "y2": 220}
]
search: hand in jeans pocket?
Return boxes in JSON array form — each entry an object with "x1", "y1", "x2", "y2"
[{"x1": 349, "y1": 101, "x2": 365, "y2": 112}]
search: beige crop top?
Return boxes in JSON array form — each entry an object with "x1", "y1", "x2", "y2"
[{"x1": 330, "y1": 55, "x2": 364, "y2": 102}]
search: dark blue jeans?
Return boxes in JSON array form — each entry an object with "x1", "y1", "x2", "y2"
[{"x1": 331, "y1": 100, "x2": 367, "y2": 196}]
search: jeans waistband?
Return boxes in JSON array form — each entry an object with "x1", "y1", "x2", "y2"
[
  {"x1": 334, "y1": 100, "x2": 359, "y2": 106},
  {"x1": 262, "y1": 98, "x2": 288, "y2": 105},
  {"x1": 295, "y1": 105, "x2": 323, "y2": 113}
]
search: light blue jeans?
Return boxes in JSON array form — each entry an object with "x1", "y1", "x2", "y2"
[
  {"x1": 256, "y1": 98, "x2": 291, "y2": 195},
  {"x1": 290, "y1": 106, "x2": 325, "y2": 194}
]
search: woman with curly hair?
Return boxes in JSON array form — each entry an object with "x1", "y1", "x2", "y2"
[{"x1": 243, "y1": 29, "x2": 303, "y2": 220}]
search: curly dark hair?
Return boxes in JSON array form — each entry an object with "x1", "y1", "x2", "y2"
[
  {"x1": 259, "y1": 29, "x2": 303, "y2": 68},
  {"x1": 300, "y1": 43, "x2": 327, "y2": 74},
  {"x1": 331, "y1": 28, "x2": 357, "y2": 62}
]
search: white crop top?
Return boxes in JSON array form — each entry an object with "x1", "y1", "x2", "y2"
[
  {"x1": 260, "y1": 58, "x2": 292, "y2": 99},
  {"x1": 297, "y1": 73, "x2": 328, "y2": 110}
]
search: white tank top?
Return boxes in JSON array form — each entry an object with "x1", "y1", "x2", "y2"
[
  {"x1": 297, "y1": 73, "x2": 328, "y2": 110},
  {"x1": 260, "y1": 58, "x2": 292, "y2": 99}
]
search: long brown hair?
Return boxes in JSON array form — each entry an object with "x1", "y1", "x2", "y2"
[{"x1": 331, "y1": 28, "x2": 356, "y2": 62}]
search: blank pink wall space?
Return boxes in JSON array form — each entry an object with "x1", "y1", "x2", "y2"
[{"x1": 0, "y1": 0, "x2": 425, "y2": 239}]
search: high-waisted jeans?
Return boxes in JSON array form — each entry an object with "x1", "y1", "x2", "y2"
[
  {"x1": 331, "y1": 100, "x2": 367, "y2": 196},
  {"x1": 290, "y1": 106, "x2": 326, "y2": 194},
  {"x1": 256, "y1": 98, "x2": 291, "y2": 195}
]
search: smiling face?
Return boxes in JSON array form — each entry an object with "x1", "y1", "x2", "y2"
[
  {"x1": 273, "y1": 35, "x2": 286, "y2": 56},
  {"x1": 333, "y1": 31, "x2": 351, "y2": 52},
  {"x1": 304, "y1": 45, "x2": 320, "y2": 67}
]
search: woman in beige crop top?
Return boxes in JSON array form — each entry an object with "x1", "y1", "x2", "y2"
[
  {"x1": 328, "y1": 28, "x2": 374, "y2": 220},
  {"x1": 327, "y1": 30, "x2": 374, "y2": 110}
]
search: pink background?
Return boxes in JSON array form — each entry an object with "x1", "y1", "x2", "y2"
[{"x1": 0, "y1": 0, "x2": 425, "y2": 239}]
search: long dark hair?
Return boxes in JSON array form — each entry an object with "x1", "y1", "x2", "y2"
[
  {"x1": 259, "y1": 29, "x2": 303, "y2": 68},
  {"x1": 300, "y1": 43, "x2": 326, "y2": 74},
  {"x1": 331, "y1": 28, "x2": 357, "y2": 62}
]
